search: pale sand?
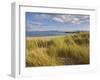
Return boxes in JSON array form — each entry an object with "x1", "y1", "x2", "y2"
[{"x1": 26, "y1": 35, "x2": 66, "y2": 40}]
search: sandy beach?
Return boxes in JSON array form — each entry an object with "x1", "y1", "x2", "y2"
[{"x1": 26, "y1": 35, "x2": 66, "y2": 40}]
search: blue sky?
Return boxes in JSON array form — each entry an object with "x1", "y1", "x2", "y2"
[{"x1": 26, "y1": 12, "x2": 90, "y2": 31}]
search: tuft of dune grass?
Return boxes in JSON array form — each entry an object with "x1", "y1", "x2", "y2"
[{"x1": 26, "y1": 48, "x2": 58, "y2": 67}]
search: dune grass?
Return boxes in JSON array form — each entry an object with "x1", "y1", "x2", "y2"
[{"x1": 26, "y1": 32, "x2": 89, "y2": 67}]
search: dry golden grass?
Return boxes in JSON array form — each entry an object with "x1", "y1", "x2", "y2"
[{"x1": 26, "y1": 32, "x2": 89, "y2": 67}]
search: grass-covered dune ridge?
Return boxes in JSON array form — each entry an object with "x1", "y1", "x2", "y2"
[{"x1": 26, "y1": 32, "x2": 89, "y2": 67}]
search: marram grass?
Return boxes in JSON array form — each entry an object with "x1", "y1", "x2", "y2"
[{"x1": 26, "y1": 32, "x2": 89, "y2": 67}]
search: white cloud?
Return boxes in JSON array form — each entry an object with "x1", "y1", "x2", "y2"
[
  {"x1": 26, "y1": 21, "x2": 43, "y2": 31},
  {"x1": 82, "y1": 15, "x2": 89, "y2": 19},
  {"x1": 32, "y1": 21, "x2": 42, "y2": 26},
  {"x1": 52, "y1": 15, "x2": 70, "y2": 23},
  {"x1": 58, "y1": 15, "x2": 72, "y2": 22},
  {"x1": 53, "y1": 17, "x2": 64, "y2": 23},
  {"x1": 52, "y1": 15, "x2": 81, "y2": 24},
  {"x1": 32, "y1": 13, "x2": 89, "y2": 25},
  {"x1": 28, "y1": 20, "x2": 43, "y2": 26},
  {"x1": 30, "y1": 13, "x2": 89, "y2": 27},
  {"x1": 71, "y1": 17, "x2": 80, "y2": 24}
]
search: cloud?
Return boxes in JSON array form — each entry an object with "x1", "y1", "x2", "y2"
[
  {"x1": 52, "y1": 15, "x2": 81, "y2": 24},
  {"x1": 32, "y1": 21, "x2": 42, "y2": 26},
  {"x1": 26, "y1": 12, "x2": 90, "y2": 32},
  {"x1": 30, "y1": 13, "x2": 89, "y2": 25},
  {"x1": 81, "y1": 15, "x2": 89, "y2": 19},
  {"x1": 53, "y1": 17, "x2": 64, "y2": 23},
  {"x1": 71, "y1": 17, "x2": 80, "y2": 24},
  {"x1": 26, "y1": 21, "x2": 43, "y2": 31},
  {"x1": 52, "y1": 14, "x2": 89, "y2": 25},
  {"x1": 27, "y1": 21, "x2": 42, "y2": 27},
  {"x1": 34, "y1": 14, "x2": 51, "y2": 20}
]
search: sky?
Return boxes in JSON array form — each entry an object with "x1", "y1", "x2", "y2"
[{"x1": 26, "y1": 12, "x2": 90, "y2": 32}]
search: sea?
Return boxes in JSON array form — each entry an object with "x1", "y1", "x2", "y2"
[{"x1": 26, "y1": 31, "x2": 69, "y2": 37}]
